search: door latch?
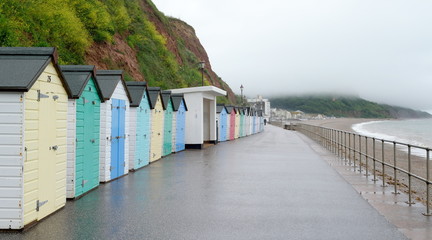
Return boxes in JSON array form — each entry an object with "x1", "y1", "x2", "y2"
[
  {"x1": 37, "y1": 90, "x2": 49, "y2": 101},
  {"x1": 82, "y1": 179, "x2": 88, "y2": 187},
  {"x1": 36, "y1": 200, "x2": 48, "y2": 211}
]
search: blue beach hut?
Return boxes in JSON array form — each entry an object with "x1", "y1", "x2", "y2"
[
  {"x1": 217, "y1": 104, "x2": 228, "y2": 142},
  {"x1": 126, "y1": 81, "x2": 151, "y2": 170},
  {"x1": 96, "y1": 70, "x2": 132, "y2": 182},
  {"x1": 171, "y1": 93, "x2": 188, "y2": 152}
]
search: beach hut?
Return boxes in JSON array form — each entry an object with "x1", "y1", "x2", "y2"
[
  {"x1": 246, "y1": 107, "x2": 252, "y2": 136},
  {"x1": 239, "y1": 108, "x2": 245, "y2": 138},
  {"x1": 252, "y1": 109, "x2": 256, "y2": 134},
  {"x1": 126, "y1": 81, "x2": 151, "y2": 170},
  {"x1": 96, "y1": 70, "x2": 132, "y2": 182},
  {"x1": 0, "y1": 47, "x2": 72, "y2": 229},
  {"x1": 258, "y1": 110, "x2": 264, "y2": 132},
  {"x1": 161, "y1": 91, "x2": 174, "y2": 157},
  {"x1": 61, "y1": 65, "x2": 102, "y2": 199},
  {"x1": 234, "y1": 107, "x2": 241, "y2": 139},
  {"x1": 225, "y1": 106, "x2": 236, "y2": 140},
  {"x1": 171, "y1": 93, "x2": 188, "y2": 152},
  {"x1": 216, "y1": 105, "x2": 228, "y2": 142},
  {"x1": 148, "y1": 87, "x2": 164, "y2": 162},
  {"x1": 170, "y1": 86, "x2": 226, "y2": 149}
]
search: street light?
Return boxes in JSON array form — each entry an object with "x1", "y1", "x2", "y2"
[
  {"x1": 198, "y1": 61, "x2": 205, "y2": 86},
  {"x1": 240, "y1": 84, "x2": 244, "y2": 105}
]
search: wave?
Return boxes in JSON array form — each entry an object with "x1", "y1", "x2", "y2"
[{"x1": 352, "y1": 120, "x2": 430, "y2": 158}]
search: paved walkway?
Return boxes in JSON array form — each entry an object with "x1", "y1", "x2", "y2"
[{"x1": 3, "y1": 125, "x2": 407, "y2": 239}]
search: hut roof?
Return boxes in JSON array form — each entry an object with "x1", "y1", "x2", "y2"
[
  {"x1": 60, "y1": 65, "x2": 102, "y2": 99},
  {"x1": 225, "y1": 106, "x2": 236, "y2": 114},
  {"x1": 216, "y1": 104, "x2": 227, "y2": 114},
  {"x1": 126, "y1": 81, "x2": 148, "y2": 107},
  {"x1": 161, "y1": 90, "x2": 172, "y2": 110},
  {"x1": 0, "y1": 47, "x2": 71, "y2": 96},
  {"x1": 95, "y1": 70, "x2": 131, "y2": 102},
  {"x1": 171, "y1": 93, "x2": 188, "y2": 111},
  {"x1": 147, "y1": 87, "x2": 161, "y2": 109}
]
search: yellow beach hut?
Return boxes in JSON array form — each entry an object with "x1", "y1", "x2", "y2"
[
  {"x1": 0, "y1": 47, "x2": 72, "y2": 229},
  {"x1": 147, "y1": 87, "x2": 164, "y2": 162},
  {"x1": 234, "y1": 107, "x2": 241, "y2": 139}
]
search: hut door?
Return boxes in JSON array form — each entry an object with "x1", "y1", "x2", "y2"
[
  {"x1": 81, "y1": 88, "x2": 97, "y2": 193},
  {"x1": 37, "y1": 81, "x2": 58, "y2": 220},
  {"x1": 110, "y1": 99, "x2": 125, "y2": 179}
]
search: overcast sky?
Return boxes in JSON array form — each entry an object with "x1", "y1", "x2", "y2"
[{"x1": 152, "y1": 0, "x2": 432, "y2": 111}]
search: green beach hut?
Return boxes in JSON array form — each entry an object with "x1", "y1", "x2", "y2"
[
  {"x1": 61, "y1": 65, "x2": 102, "y2": 199},
  {"x1": 162, "y1": 90, "x2": 174, "y2": 156}
]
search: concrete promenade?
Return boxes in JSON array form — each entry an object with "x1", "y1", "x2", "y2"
[{"x1": 2, "y1": 125, "x2": 407, "y2": 239}]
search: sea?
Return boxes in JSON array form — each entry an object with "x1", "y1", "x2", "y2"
[{"x1": 352, "y1": 118, "x2": 432, "y2": 157}]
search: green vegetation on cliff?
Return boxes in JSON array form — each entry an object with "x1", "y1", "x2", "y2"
[
  {"x1": 0, "y1": 0, "x2": 220, "y2": 91},
  {"x1": 270, "y1": 95, "x2": 431, "y2": 119}
]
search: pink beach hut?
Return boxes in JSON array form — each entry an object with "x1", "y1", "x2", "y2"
[{"x1": 226, "y1": 106, "x2": 236, "y2": 140}]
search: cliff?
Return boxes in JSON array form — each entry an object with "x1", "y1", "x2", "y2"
[{"x1": 0, "y1": 0, "x2": 235, "y2": 103}]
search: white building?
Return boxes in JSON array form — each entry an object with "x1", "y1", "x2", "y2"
[
  {"x1": 247, "y1": 96, "x2": 271, "y2": 121},
  {"x1": 170, "y1": 86, "x2": 226, "y2": 149}
]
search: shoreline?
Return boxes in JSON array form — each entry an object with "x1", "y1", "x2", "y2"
[{"x1": 302, "y1": 118, "x2": 383, "y2": 133}]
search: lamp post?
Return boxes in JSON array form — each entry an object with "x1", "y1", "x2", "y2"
[
  {"x1": 198, "y1": 61, "x2": 205, "y2": 86},
  {"x1": 240, "y1": 84, "x2": 244, "y2": 105}
]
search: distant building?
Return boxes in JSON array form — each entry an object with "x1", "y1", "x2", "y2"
[{"x1": 247, "y1": 96, "x2": 270, "y2": 121}]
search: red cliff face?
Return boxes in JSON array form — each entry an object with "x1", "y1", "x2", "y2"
[{"x1": 86, "y1": 0, "x2": 236, "y2": 103}]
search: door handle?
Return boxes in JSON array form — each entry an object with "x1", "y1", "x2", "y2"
[{"x1": 50, "y1": 145, "x2": 58, "y2": 151}]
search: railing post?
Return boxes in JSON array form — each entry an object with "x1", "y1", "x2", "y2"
[
  {"x1": 406, "y1": 145, "x2": 415, "y2": 205},
  {"x1": 353, "y1": 133, "x2": 356, "y2": 171},
  {"x1": 344, "y1": 131, "x2": 347, "y2": 162},
  {"x1": 359, "y1": 135, "x2": 362, "y2": 173},
  {"x1": 424, "y1": 149, "x2": 431, "y2": 216},
  {"x1": 365, "y1": 136, "x2": 369, "y2": 176},
  {"x1": 381, "y1": 140, "x2": 388, "y2": 187},
  {"x1": 348, "y1": 132, "x2": 351, "y2": 166},
  {"x1": 392, "y1": 142, "x2": 399, "y2": 194},
  {"x1": 372, "y1": 138, "x2": 378, "y2": 182}
]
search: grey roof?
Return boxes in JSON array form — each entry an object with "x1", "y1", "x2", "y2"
[
  {"x1": 60, "y1": 65, "x2": 102, "y2": 99},
  {"x1": 95, "y1": 70, "x2": 131, "y2": 102},
  {"x1": 0, "y1": 47, "x2": 71, "y2": 96},
  {"x1": 235, "y1": 107, "x2": 243, "y2": 115},
  {"x1": 225, "y1": 106, "x2": 236, "y2": 114},
  {"x1": 147, "y1": 87, "x2": 161, "y2": 109},
  {"x1": 171, "y1": 93, "x2": 188, "y2": 111},
  {"x1": 161, "y1": 90, "x2": 172, "y2": 110},
  {"x1": 126, "y1": 81, "x2": 149, "y2": 107},
  {"x1": 216, "y1": 104, "x2": 227, "y2": 114}
]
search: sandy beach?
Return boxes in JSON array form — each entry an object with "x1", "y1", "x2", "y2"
[{"x1": 288, "y1": 118, "x2": 431, "y2": 207}]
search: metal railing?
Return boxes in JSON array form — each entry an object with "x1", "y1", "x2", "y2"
[{"x1": 297, "y1": 123, "x2": 432, "y2": 216}]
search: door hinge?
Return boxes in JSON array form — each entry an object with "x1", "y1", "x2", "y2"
[
  {"x1": 82, "y1": 179, "x2": 88, "y2": 187},
  {"x1": 109, "y1": 166, "x2": 114, "y2": 171},
  {"x1": 83, "y1": 97, "x2": 89, "y2": 105},
  {"x1": 123, "y1": 162, "x2": 126, "y2": 167},
  {"x1": 36, "y1": 200, "x2": 48, "y2": 212},
  {"x1": 37, "y1": 90, "x2": 49, "y2": 101}
]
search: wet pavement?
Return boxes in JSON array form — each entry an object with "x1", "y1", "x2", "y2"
[{"x1": 2, "y1": 125, "x2": 408, "y2": 239}]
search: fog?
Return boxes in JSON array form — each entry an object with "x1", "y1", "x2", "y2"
[{"x1": 152, "y1": 0, "x2": 432, "y2": 111}]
